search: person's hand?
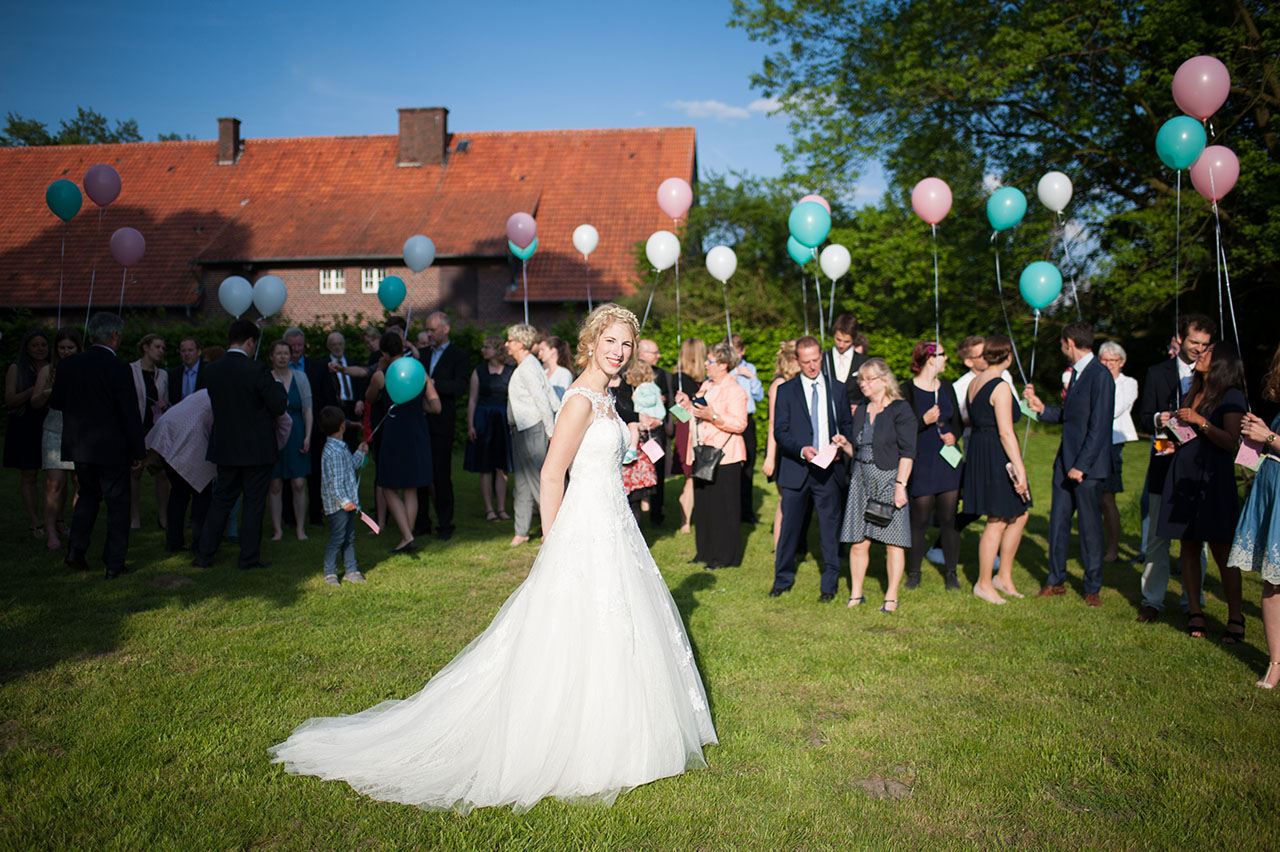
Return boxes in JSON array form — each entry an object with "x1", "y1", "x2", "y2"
[
  {"x1": 1067, "y1": 467, "x2": 1084, "y2": 482},
  {"x1": 832, "y1": 434, "x2": 851, "y2": 453},
  {"x1": 354, "y1": 400, "x2": 364, "y2": 417},
  {"x1": 639, "y1": 413, "x2": 662, "y2": 430},
  {"x1": 131, "y1": 459, "x2": 144, "y2": 471},
  {"x1": 1240, "y1": 412, "x2": 1273, "y2": 444},
  {"x1": 468, "y1": 424, "x2": 477, "y2": 442},
  {"x1": 691, "y1": 401, "x2": 713, "y2": 421},
  {"x1": 893, "y1": 482, "x2": 908, "y2": 508},
  {"x1": 1174, "y1": 407, "x2": 1206, "y2": 428},
  {"x1": 762, "y1": 455, "x2": 775, "y2": 478},
  {"x1": 1023, "y1": 385, "x2": 1044, "y2": 413},
  {"x1": 1157, "y1": 411, "x2": 1173, "y2": 427},
  {"x1": 1010, "y1": 466, "x2": 1031, "y2": 500},
  {"x1": 922, "y1": 404, "x2": 940, "y2": 425},
  {"x1": 801, "y1": 446, "x2": 817, "y2": 462},
  {"x1": 301, "y1": 437, "x2": 310, "y2": 454},
  {"x1": 357, "y1": 441, "x2": 369, "y2": 454},
  {"x1": 674, "y1": 391, "x2": 692, "y2": 410},
  {"x1": 328, "y1": 361, "x2": 342, "y2": 373},
  {"x1": 940, "y1": 431, "x2": 957, "y2": 446},
  {"x1": 342, "y1": 501, "x2": 357, "y2": 512}
]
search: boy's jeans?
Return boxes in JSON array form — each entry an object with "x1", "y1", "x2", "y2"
[{"x1": 324, "y1": 509, "x2": 358, "y2": 576}]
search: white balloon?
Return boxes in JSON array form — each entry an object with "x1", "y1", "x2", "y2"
[
  {"x1": 218, "y1": 276, "x2": 253, "y2": 318},
  {"x1": 645, "y1": 230, "x2": 680, "y2": 271},
  {"x1": 819, "y1": 244, "x2": 851, "y2": 281},
  {"x1": 572, "y1": 224, "x2": 599, "y2": 258},
  {"x1": 1037, "y1": 171, "x2": 1073, "y2": 213},
  {"x1": 252, "y1": 275, "x2": 287, "y2": 318},
  {"x1": 705, "y1": 245, "x2": 737, "y2": 283},
  {"x1": 402, "y1": 235, "x2": 436, "y2": 272}
]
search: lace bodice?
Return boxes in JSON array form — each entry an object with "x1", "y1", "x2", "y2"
[{"x1": 561, "y1": 386, "x2": 628, "y2": 488}]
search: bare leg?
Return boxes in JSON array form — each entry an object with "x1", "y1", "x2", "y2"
[
  {"x1": 291, "y1": 478, "x2": 308, "y2": 540},
  {"x1": 384, "y1": 489, "x2": 413, "y2": 547},
  {"x1": 772, "y1": 483, "x2": 784, "y2": 551},
  {"x1": 996, "y1": 513, "x2": 1029, "y2": 596},
  {"x1": 848, "y1": 541, "x2": 871, "y2": 602},
  {"x1": 375, "y1": 486, "x2": 387, "y2": 530},
  {"x1": 44, "y1": 469, "x2": 66, "y2": 549},
  {"x1": 1260, "y1": 582, "x2": 1280, "y2": 688},
  {"x1": 975, "y1": 517, "x2": 1006, "y2": 601},
  {"x1": 679, "y1": 477, "x2": 694, "y2": 533},
  {"x1": 479, "y1": 472, "x2": 495, "y2": 514},
  {"x1": 402, "y1": 488, "x2": 418, "y2": 537},
  {"x1": 495, "y1": 470, "x2": 509, "y2": 516},
  {"x1": 269, "y1": 478, "x2": 284, "y2": 540},
  {"x1": 21, "y1": 469, "x2": 40, "y2": 530},
  {"x1": 884, "y1": 545, "x2": 905, "y2": 611},
  {"x1": 1211, "y1": 541, "x2": 1241, "y2": 624},
  {"x1": 155, "y1": 468, "x2": 170, "y2": 529},
  {"x1": 1181, "y1": 539, "x2": 1206, "y2": 636},
  {"x1": 1101, "y1": 491, "x2": 1120, "y2": 562},
  {"x1": 130, "y1": 467, "x2": 142, "y2": 528}
]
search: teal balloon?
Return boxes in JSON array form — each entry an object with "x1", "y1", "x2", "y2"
[
  {"x1": 787, "y1": 201, "x2": 831, "y2": 248},
  {"x1": 1156, "y1": 116, "x2": 1207, "y2": 170},
  {"x1": 508, "y1": 236, "x2": 537, "y2": 261},
  {"x1": 377, "y1": 275, "x2": 406, "y2": 311},
  {"x1": 45, "y1": 179, "x2": 82, "y2": 222},
  {"x1": 385, "y1": 355, "x2": 426, "y2": 405},
  {"x1": 786, "y1": 235, "x2": 814, "y2": 266},
  {"x1": 986, "y1": 186, "x2": 1027, "y2": 231},
  {"x1": 1019, "y1": 261, "x2": 1063, "y2": 310}
]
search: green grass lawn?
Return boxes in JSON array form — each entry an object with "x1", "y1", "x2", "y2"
[{"x1": 2, "y1": 428, "x2": 1277, "y2": 851}]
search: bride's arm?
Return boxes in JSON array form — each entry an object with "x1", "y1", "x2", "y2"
[{"x1": 538, "y1": 394, "x2": 593, "y2": 534}]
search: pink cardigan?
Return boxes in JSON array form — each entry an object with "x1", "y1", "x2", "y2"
[{"x1": 687, "y1": 375, "x2": 749, "y2": 466}]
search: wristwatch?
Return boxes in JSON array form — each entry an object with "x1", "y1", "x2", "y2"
[
  {"x1": 711, "y1": 412, "x2": 718, "y2": 422},
  {"x1": 1267, "y1": 433, "x2": 1277, "y2": 445}
]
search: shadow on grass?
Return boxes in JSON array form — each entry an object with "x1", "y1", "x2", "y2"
[{"x1": 670, "y1": 569, "x2": 717, "y2": 717}]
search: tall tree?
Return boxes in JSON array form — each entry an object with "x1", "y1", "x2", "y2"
[{"x1": 1, "y1": 107, "x2": 143, "y2": 146}]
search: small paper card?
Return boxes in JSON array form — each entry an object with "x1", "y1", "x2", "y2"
[
  {"x1": 1236, "y1": 438, "x2": 1262, "y2": 471},
  {"x1": 1168, "y1": 417, "x2": 1199, "y2": 445},
  {"x1": 1019, "y1": 400, "x2": 1039, "y2": 421},
  {"x1": 811, "y1": 443, "x2": 838, "y2": 469},
  {"x1": 641, "y1": 438, "x2": 665, "y2": 463},
  {"x1": 939, "y1": 444, "x2": 963, "y2": 468},
  {"x1": 359, "y1": 512, "x2": 380, "y2": 534},
  {"x1": 669, "y1": 403, "x2": 691, "y2": 423}
]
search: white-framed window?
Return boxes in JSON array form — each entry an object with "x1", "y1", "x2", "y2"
[
  {"x1": 319, "y1": 269, "x2": 345, "y2": 294},
  {"x1": 361, "y1": 268, "x2": 385, "y2": 294}
]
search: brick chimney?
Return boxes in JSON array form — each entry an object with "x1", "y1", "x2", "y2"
[
  {"x1": 217, "y1": 117, "x2": 241, "y2": 165},
  {"x1": 397, "y1": 107, "x2": 448, "y2": 166}
]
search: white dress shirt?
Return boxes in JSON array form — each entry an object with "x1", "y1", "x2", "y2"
[{"x1": 801, "y1": 373, "x2": 830, "y2": 448}]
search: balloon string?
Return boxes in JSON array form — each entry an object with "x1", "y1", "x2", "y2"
[
  {"x1": 1208, "y1": 170, "x2": 1224, "y2": 335},
  {"x1": 828, "y1": 275, "x2": 837, "y2": 330},
  {"x1": 1175, "y1": 170, "x2": 1182, "y2": 404},
  {"x1": 585, "y1": 255, "x2": 593, "y2": 313},
  {"x1": 640, "y1": 269, "x2": 660, "y2": 333},
  {"x1": 814, "y1": 269, "x2": 825, "y2": 350},
  {"x1": 1022, "y1": 308, "x2": 1040, "y2": 460},
  {"x1": 1210, "y1": 197, "x2": 1246, "y2": 396},
  {"x1": 675, "y1": 255, "x2": 681, "y2": 355},
  {"x1": 1057, "y1": 211, "x2": 1083, "y2": 320},
  {"x1": 118, "y1": 267, "x2": 127, "y2": 314},
  {"x1": 801, "y1": 267, "x2": 809, "y2": 336},
  {"x1": 369, "y1": 403, "x2": 398, "y2": 438},
  {"x1": 522, "y1": 259, "x2": 529, "y2": 325},
  {"x1": 58, "y1": 222, "x2": 66, "y2": 329},
  {"x1": 931, "y1": 224, "x2": 940, "y2": 352},
  {"x1": 85, "y1": 208, "x2": 104, "y2": 338},
  {"x1": 722, "y1": 282, "x2": 732, "y2": 344},
  {"x1": 991, "y1": 233, "x2": 1028, "y2": 385}
]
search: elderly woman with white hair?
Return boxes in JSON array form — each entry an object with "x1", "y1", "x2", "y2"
[{"x1": 1098, "y1": 340, "x2": 1139, "y2": 563}]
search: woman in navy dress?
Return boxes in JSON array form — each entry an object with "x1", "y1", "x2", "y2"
[
  {"x1": 366, "y1": 333, "x2": 440, "y2": 554},
  {"x1": 267, "y1": 340, "x2": 313, "y2": 541},
  {"x1": 962, "y1": 336, "x2": 1032, "y2": 604},
  {"x1": 902, "y1": 341, "x2": 965, "y2": 590},
  {"x1": 1156, "y1": 342, "x2": 1247, "y2": 641},
  {"x1": 5, "y1": 329, "x2": 51, "y2": 538},
  {"x1": 464, "y1": 335, "x2": 515, "y2": 522}
]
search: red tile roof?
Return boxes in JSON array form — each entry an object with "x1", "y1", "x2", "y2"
[{"x1": 0, "y1": 125, "x2": 696, "y2": 308}]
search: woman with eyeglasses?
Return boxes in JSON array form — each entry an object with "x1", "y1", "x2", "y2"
[
  {"x1": 838, "y1": 358, "x2": 916, "y2": 612},
  {"x1": 901, "y1": 341, "x2": 965, "y2": 590}
]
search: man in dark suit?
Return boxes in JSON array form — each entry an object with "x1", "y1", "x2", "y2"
[
  {"x1": 824, "y1": 314, "x2": 870, "y2": 407},
  {"x1": 194, "y1": 320, "x2": 288, "y2": 570},
  {"x1": 638, "y1": 338, "x2": 675, "y2": 527},
  {"x1": 284, "y1": 327, "x2": 331, "y2": 526},
  {"x1": 415, "y1": 311, "x2": 470, "y2": 540},
  {"x1": 769, "y1": 335, "x2": 855, "y2": 602},
  {"x1": 167, "y1": 336, "x2": 203, "y2": 406},
  {"x1": 50, "y1": 312, "x2": 145, "y2": 579},
  {"x1": 1134, "y1": 313, "x2": 1215, "y2": 621},
  {"x1": 1023, "y1": 321, "x2": 1116, "y2": 606},
  {"x1": 322, "y1": 331, "x2": 360, "y2": 421}
]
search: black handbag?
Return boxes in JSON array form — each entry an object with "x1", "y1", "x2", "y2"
[
  {"x1": 691, "y1": 444, "x2": 723, "y2": 482},
  {"x1": 864, "y1": 479, "x2": 896, "y2": 527}
]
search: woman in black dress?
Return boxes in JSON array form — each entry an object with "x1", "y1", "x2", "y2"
[
  {"x1": 902, "y1": 340, "x2": 965, "y2": 590},
  {"x1": 1155, "y1": 342, "x2": 1247, "y2": 640},
  {"x1": 962, "y1": 336, "x2": 1032, "y2": 605},
  {"x1": 365, "y1": 333, "x2": 440, "y2": 554},
  {"x1": 464, "y1": 335, "x2": 515, "y2": 522},
  {"x1": 5, "y1": 329, "x2": 51, "y2": 537}
]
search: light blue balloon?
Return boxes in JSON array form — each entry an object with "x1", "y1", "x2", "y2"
[
  {"x1": 1155, "y1": 116, "x2": 1207, "y2": 170},
  {"x1": 378, "y1": 275, "x2": 406, "y2": 311},
  {"x1": 1019, "y1": 261, "x2": 1063, "y2": 310},
  {"x1": 788, "y1": 201, "x2": 832, "y2": 248},
  {"x1": 986, "y1": 186, "x2": 1028, "y2": 232},
  {"x1": 403, "y1": 235, "x2": 436, "y2": 272},
  {"x1": 509, "y1": 237, "x2": 537, "y2": 261},
  {"x1": 385, "y1": 355, "x2": 426, "y2": 404},
  {"x1": 786, "y1": 235, "x2": 814, "y2": 266}
]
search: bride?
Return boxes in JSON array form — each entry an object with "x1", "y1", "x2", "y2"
[{"x1": 269, "y1": 304, "x2": 717, "y2": 813}]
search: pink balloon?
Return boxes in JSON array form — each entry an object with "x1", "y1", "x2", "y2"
[
  {"x1": 1172, "y1": 56, "x2": 1231, "y2": 121},
  {"x1": 657, "y1": 177, "x2": 692, "y2": 221},
  {"x1": 84, "y1": 164, "x2": 121, "y2": 207},
  {"x1": 911, "y1": 177, "x2": 952, "y2": 225},
  {"x1": 1189, "y1": 145, "x2": 1239, "y2": 203},
  {"x1": 506, "y1": 212, "x2": 536, "y2": 249},
  {"x1": 798, "y1": 193, "x2": 830, "y2": 213},
  {"x1": 110, "y1": 227, "x2": 145, "y2": 267}
]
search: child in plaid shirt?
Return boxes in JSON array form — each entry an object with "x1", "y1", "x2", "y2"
[{"x1": 319, "y1": 406, "x2": 368, "y2": 585}]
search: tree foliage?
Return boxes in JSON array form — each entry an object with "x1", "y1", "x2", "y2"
[{"x1": 1, "y1": 107, "x2": 143, "y2": 146}]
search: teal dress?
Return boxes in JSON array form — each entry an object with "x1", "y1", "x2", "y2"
[
  {"x1": 273, "y1": 375, "x2": 310, "y2": 480},
  {"x1": 1228, "y1": 412, "x2": 1280, "y2": 583}
]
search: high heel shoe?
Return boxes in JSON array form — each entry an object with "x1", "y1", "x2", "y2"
[
  {"x1": 846, "y1": 595, "x2": 865, "y2": 609},
  {"x1": 992, "y1": 578, "x2": 1024, "y2": 599},
  {"x1": 973, "y1": 585, "x2": 1007, "y2": 605},
  {"x1": 1257, "y1": 662, "x2": 1280, "y2": 690}
]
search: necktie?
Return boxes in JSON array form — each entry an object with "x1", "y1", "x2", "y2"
[
  {"x1": 810, "y1": 379, "x2": 821, "y2": 448},
  {"x1": 1067, "y1": 368, "x2": 1077, "y2": 395}
]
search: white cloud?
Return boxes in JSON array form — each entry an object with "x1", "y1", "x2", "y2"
[
  {"x1": 747, "y1": 97, "x2": 781, "y2": 115},
  {"x1": 666, "y1": 99, "x2": 751, "y2": 121},
  {"x1": 982, "y1": 173, "x2": 1003, "y2": 192}
]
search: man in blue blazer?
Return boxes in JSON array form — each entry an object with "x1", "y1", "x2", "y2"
[
  {"x1": 1023, "y1": 322, "x2": 1116, "y2": 605},
  {"x1": 770, "y1": 336, "x2": 855, "y2": 601}
]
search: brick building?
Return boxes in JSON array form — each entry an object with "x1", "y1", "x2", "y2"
[{"x1": 0, "y1": 108, "x2": 697, "y2": 329}]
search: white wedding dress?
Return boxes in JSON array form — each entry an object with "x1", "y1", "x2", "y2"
[{"x1": 268, "y1": 387, "x2": 717, "y2": 813}]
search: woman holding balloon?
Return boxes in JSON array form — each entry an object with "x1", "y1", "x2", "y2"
[{"x1": 365, "y1": 333, "x2": 440, "y2": 554}]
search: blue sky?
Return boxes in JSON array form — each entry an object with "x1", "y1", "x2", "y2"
[{"x1": 1, "y1": 0, "x2": 886, "y2": 199}]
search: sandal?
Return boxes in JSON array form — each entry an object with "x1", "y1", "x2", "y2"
[
  {"x1": 880, "y1": 599, "x2": 899, "y2": 614},
  {"x1": 497, "y1": 510, "x2": 511, "y2": 521},
  {"x1": 1220, "y1": 617, "x2": 1245, "y2": 645},
  {"x1": 1257, "y1": 662, "x2": 1280, "y2": 690},
  {"x1": 30, "y1": 524, "x2": 44, "y2": 539},
  {"x1": 846, "y1": 595, "x2": 865, "y2": 609},
  {"x1": 485, "y1": 511, "x2": 498, "y2": 522},
  {"x1": 1187, "y1": 613, "x2": 1208, "y2": 639}
]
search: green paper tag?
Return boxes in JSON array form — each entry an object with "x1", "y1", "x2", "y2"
[
  {"x1": 1019, "y1": 400, "x2": 1039, "y2": 422},
  {"x1": 669, "y1": 404, "x2": 691, "y2": 423},
  {"x1": 939, "y1": 444, "x2": 963, "y2": 468}
]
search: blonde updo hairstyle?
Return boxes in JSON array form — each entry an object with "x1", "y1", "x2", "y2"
[{"x1": 575, "y1": 303, "x2": 640, "y2": 371}]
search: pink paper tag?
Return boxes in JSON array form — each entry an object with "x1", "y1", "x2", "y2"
[
  {"x1": 360, "y1": 512, "x2": 380, "y2": 534},
  {"x1": 1236, "y1": 438, "x2": 1261, "y2": 471},
  {"x1": 1168, "y1": 417, "x2": 1198, "y2": 445},
  {"x1": 641, "y1": 438, "x2": 664, "y2": 462},
  {"x1": 811, "y1": 443, "x2": 838, "y2": 469}
]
